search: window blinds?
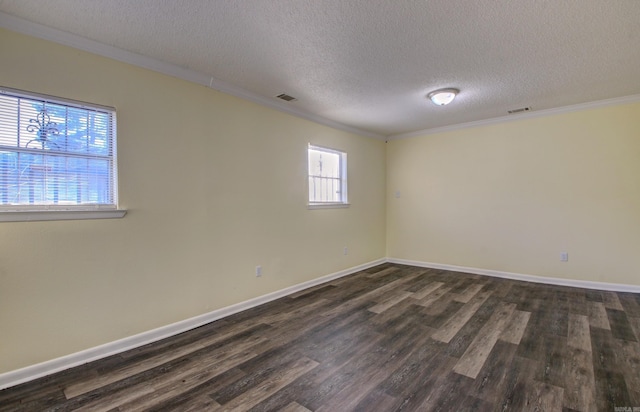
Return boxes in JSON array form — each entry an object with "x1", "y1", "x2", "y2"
[{"x1": 0, "y1": 87, "x2": 117, "y2": 210}]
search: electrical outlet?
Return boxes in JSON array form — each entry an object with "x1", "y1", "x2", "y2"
[
  {"x1": 560, "y1": 252, "x2": 568, "y2": 262},
  {"x1": 343, "y1": 247, "x2": 348, "y2": 255},
  {"x1": 255, "y1": 265, "x2": 262, "y2": 277}
]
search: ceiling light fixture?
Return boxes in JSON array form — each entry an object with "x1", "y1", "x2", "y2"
[{"x1": 427, "y1": 88, "x2": 459, "y2": 106}]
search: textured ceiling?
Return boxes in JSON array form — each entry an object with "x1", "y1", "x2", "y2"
[{"x1": 1, "y1": 0, "x2": 639, "y2": 138}]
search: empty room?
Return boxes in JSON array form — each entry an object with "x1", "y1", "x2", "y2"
[{"x1": 1, "y1": 1, "x2": 639, "y2": 411}]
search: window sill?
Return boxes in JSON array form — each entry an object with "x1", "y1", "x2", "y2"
[
  {"x1": 307, "y1": 203, "x2": 350, "y2": 210},
  {"x1": 0, "y1": 209, "x2": 127, "y2": 222}
]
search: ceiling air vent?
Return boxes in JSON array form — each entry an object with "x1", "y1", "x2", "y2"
[
  {"x1": 276, "y1": 93, "x2": 298, "y2": 102},
  {"x1": 508, "y1": 106, "x2": 531, "y2": 114}
]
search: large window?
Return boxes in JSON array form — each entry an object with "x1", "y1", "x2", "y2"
[
  {"x1": 308, "y1": 144, "x2": 348, "y2": 207},
  {"x1": 0, "y1": 87, "x2": 118, "y2": 214}
]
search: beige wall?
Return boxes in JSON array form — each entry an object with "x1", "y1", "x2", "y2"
[
  {"x1": 0, "y1": 29, "x2": 387, "y2": 374},
  {"x1": 387, "y1": 102, "x2": 640, "y2": 286},
  {"x1": 2, "y1": 25, "x2": 639, "y2": 377}
]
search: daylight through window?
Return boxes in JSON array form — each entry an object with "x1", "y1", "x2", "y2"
[
  {"x1": 0, "y1": 87, "x2": 117, "y2": 210},
  {"x1": 308, "y1": 144, "x2": 347, "y2": 205}
]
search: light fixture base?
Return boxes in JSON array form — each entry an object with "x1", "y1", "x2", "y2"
[{"x1": 427, "y1": 88, "x2": 459, "y2": 106}]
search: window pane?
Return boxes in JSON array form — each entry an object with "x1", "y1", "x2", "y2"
[
  {"x1": 308, "y1": 146, "x2": 346, "y2": 204},
  {"x1": 0, "y1": 87, "x2": 116, "y2": 209},
  {"x1": 308, "y1": 149, "x2": 340, "y2": 178},
  {"x1": 0, "y1": 95, "x2": 18, "y2": 147},
  {"x1": 0, "y1": 151, "x2": 113, "y2": 206}
]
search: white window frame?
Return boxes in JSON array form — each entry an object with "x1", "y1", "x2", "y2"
[
  {"x1": 0, "y1": 87, "x2": 125, "y2": 222},
  {"x1": 307, "y1": 144, "x2": 349, "y2": 209}
]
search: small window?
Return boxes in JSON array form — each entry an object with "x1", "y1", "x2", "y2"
[
  {"x1": 0, "y1": 87, "x2": 118, "y2": 213},
  {"x1": 308, "y1": 144, "x2": 348, "y2": 207}
]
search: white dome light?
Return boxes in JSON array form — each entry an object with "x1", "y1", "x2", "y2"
[{"x1": 428, "y1": 88, "x2": 459, "y2": 106}]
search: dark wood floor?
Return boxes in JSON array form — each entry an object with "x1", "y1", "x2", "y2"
[{"x1": 2, "y1": 263, "x2": 640, "y2": 411}]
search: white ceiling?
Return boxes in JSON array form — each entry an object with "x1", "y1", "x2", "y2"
[{"x1": 1, "y1": 0, "x2": 639, "y2": 138}]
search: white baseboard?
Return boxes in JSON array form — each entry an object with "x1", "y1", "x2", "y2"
[
  {"x1": 387, "y1": 257, "x2": 640, "y2": 293},
  {"x1": 3, "y1": 256, "x2": 637, "y2": 390},
  {"x1": 0, "y1": 258, "x2": 385, "y2": 390}
]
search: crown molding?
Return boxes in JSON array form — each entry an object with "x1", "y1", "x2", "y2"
[
  {"x1": 388, "y1": 93, "x2": 640, "y2": 140},
  {"x1": 3, "y1": 11, "x2": 638, "y2": 142},
  {"x1": 0, "y1": 12, "x2": 385, "y2": 141}
]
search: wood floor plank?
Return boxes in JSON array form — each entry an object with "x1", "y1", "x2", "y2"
[
  {"x1": 146, "y1": 368, "x2": 245, "y2": 412},
  {"x1": 502, "y1": 282, "x2": 538, "y2": 311},
  {"x1": 75, "y1": 337, "x2": 264, "y2": 412},
  {"x1": 585, "y1": 290, "x2": 603, "y2": 302},
  {"x1": 0, "y1": 373, "x2": 72, "y2": 410},
  {"x1": 496, "y1": 354, "x2": 541, "y2": 411},
  {"x1": 486, "y1": 278, "x2": 513, "y2": 299},
  {"x1": 299, "y1": 338, "x2": 407, "y2": 410},
  {"x1": 607, "y1": 308, "x2": 638, "y2": 342},
  {"x1": 536, "y1": 335, "x2": 568, "y2": 387},
  {"x1": 74, "y1": 385, "x2": 156, "y2": 412},
  {"x1": 453, "y1": 283, "x2": 485, "y2": 303},
  {"x1": 279, "y1": 401, "x2": 312, "y2": 412},
  {"x1": 416, "y1": 370, "x2": 475, "y2": 411},
  {"x1": 631, "y1": 390, "x2": 640, "y2": 409},
  {"x1": 547, "y1": 289, "x2": 570, "y2": 338},
  {"x1": 368, "y1": 291, "x2": 412, "y2": 314},
  {"x1": 262, "y1": 298, "x2": 333, "y2": 327},
  {"x1": 351, "y1": 388, "x2": 399, "y2": 412},
  {"x1": 422, "y1": 300, "x2": 465, "y2": 329},
  {"x1": 412, "y1": 285, "x2": 452, "y2": 308},
  {"x1": 591, "y1": 326, "x2": 633, "y2": 411},
  {"x1": 568, "y1": 313, "x2": 592, "y2": 353},
  {"x1": 565, "y1": 289, "x2": 591, "y2": 317},
  {"x1": 160, "y1": 394, "x2": 222, "y2": 412},
  {"x1": 218, "y1": 357, "x2": 318, "y2": 411},
  {"x1": 499, "y1": 310, "x2": 531, "y2": 345},
  {"x1": 613, "y1": 339, "x2": 640, "y2": 405},
  {"x1": 460, "y1": 396, "x2": 495, "y2": 412},
  {"x1": 618, "y1": 293, "x2": 640, "y2": 317},
  {"x1": 64, "y1": 323, "x2": 270, "y2": 399},
  {"x1": 471, "y1": 340, "x2": 518, "y2": 403},
  {"x1": 562, "y1": 346, "x2": 597, "y2": 411},
  {"x1": 287, "y1": 284, "x2": 336, "y2": 300},
  {"x1": 370, "y1": 298, "x2": 430, "y2": 336},
  {"x1": 588, "y1": 301, "x2": 611, "y2": 330},
  {"x1": 2, "y1": 263, "x2": 639, "y2": 412},
  {"x1": 445, "y1": 296, "x2": 500, "y2": 358},
  {"x1": 319, "y1": 272, "x2": 422, "y2": 319},
  {"x1": 423, "y1": 292, "x2": 463, "y2": 318},
  {"x1": 260, "y1": 300, "x2": 374, "y2": 353},
  {"x1": 400, "y1": 270, "x2": 433, "y2": 293},
  {"x1": 365, "y1": 266, "x2": 399, "y2": 279},
  {"x1": 389, "y1": 353, "x2": 460, "y2": 411},
  {"x1": 314, "y1": 325, "x2": 430, "y2": 412},
  {"x1": 449, "y1": 277, "x2": 474, "y2": 294},
  {"x1": 246, "y1": 329, "x2": 385, "y2": 411},
  {"x1": 371, "y1": 336, "x2": 445, "y2": 398},
  {"x1": 628, "y1": 315, "x2": 640, "y2": 341},
  {"x1": 224, "y1": 350, "x2": 320, "y2": 400},
  {"x1": 410, "y1": 281, "x2": 444, "y2": 300},
  {"x1": 249, "y1": 332, "x2": 383, "y2": 412},
  {"x1": 603, "y1": 291, "x2": 625, "y2": 310},
  {"x1": 517, "y1": 381, "x2": 565, "y2": 412},
  {"x1": 431, "y1": 289, "x2": 492, "y2": 343},
  {"x1": 453, "y1": 302, "x2": 516, "y2": 378},
  {"x1": 424, "y1": 280, "x2": 470, "y2": 318}
]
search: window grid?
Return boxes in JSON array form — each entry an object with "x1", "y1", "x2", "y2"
[
  {"x1": 0, "y1": 87, "x2": 117, "y2": 211},
  {"x1": 308, "y1": 144, "x2": 347, "y2": 205}
]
